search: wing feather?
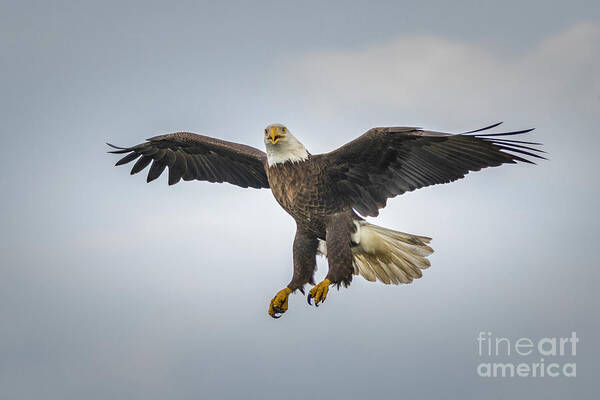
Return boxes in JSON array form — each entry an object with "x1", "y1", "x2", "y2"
[
  {"x1": 130, "y1": 155, "x2": 153, "y2": 175},
  {"x1": 147, "y1": 160, "x2": 167, "y2": 183},
  {"x1": 115, "y1": 152, "x2": 141, "y2": 166}
]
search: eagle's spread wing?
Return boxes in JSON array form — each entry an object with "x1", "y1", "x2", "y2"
[
  {"x1": 320, "y1": 123, "x2": 544, "y2": 217},
  {"x1": 108, "y1": 132, "x2": 269, "y2": 188}
]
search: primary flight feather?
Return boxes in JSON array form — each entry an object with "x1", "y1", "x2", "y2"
[{"x1": 108, "y1": 122, "x2": 544, "y2": 318}]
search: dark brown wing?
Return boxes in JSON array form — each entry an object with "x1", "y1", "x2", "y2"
[
  {"x1": 108, "y1": 132, "x2": 269, "y2": 188},
  {"x1": 319, "y1": 123, "x2": 545, "y2": 217}
]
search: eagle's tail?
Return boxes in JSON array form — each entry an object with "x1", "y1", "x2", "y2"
[{"x1": 349, "y1": 221, "x2": 434, "y2": 284}]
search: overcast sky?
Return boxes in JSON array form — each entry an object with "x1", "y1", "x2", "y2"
[{"x1": 1, "y1": 1, "x2": 599, "y2": 399}]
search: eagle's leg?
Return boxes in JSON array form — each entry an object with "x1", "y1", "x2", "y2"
[
  {"x1": 268, "y1": 226, "x2": 318, "y2": 318},
  {"x1": 308, "y1": 213, "x2": 353, "y2": 307}
]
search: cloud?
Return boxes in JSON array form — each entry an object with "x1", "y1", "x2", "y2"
[{"x1": 290, "y1": 23, "x2": 599, "y2": 122}]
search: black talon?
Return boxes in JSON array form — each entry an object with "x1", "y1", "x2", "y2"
[
  {"x1": 271, "y1": 313, "x2": 282, "y2": 319},
  {"x1": 307, "y1": 294, "x2": 313, "y2": 305}
]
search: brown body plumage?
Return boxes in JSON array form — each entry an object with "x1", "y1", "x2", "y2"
[
  {"x1": 267, "y1": 155, "x2": 349, "y2": 234},
  {"x1": 267, "y1": 156, "x2": 358, "y2": 289},
  {"x1": 108, "y1": 122, "x2": 544, "y2": 318}
]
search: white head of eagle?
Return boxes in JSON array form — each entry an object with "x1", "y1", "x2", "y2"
[{"x1": 264, "y1": 123, "x2": 309, "y2": 167}]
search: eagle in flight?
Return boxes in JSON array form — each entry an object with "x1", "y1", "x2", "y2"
[{"x1": 108, "y1": 122, "x2": 543, "y2": 318}]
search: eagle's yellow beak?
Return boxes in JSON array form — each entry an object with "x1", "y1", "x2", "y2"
[{"x1": 269, "y1": 127, "x2": 282, "y2": 144}]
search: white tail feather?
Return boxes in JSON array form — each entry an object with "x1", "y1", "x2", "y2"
[{"x1": 317, "y1": 221, "x2": 434, "y2": 285}]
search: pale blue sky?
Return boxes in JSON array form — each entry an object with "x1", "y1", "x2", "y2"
[{"x1": 1, "y1": 1, "x2": 599, "y2": 399}]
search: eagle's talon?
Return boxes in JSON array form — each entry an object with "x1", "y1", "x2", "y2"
[
  {"x1": 307, "y1": 294, "x2": 313, "y2": 306},
  {"x1": 307, "y1": 279, "x2": 331, "y2": 308},
  {"x1": 268, "y1": 287, "x2": 292, "y2": 318}
]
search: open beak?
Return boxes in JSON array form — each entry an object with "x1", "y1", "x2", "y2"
[{"x1": 269, "y1": 128, "x2": 282, "y2": 144}]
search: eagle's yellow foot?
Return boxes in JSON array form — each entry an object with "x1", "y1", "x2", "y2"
[
  {"x1": 307, "y1": 279, "x2": 331, "y2": 307},
  {"x1": 268, "y1": 287, "x2": 292, "y2": 319}
]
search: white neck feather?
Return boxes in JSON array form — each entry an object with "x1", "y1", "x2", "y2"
[{"x1": 266, "y1": 134, "x2": 309, "y2": 167}]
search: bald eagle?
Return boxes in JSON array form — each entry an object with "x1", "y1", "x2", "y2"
[{"x1": 108, "y1": 122, "x2": 543, "y2": 318}]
